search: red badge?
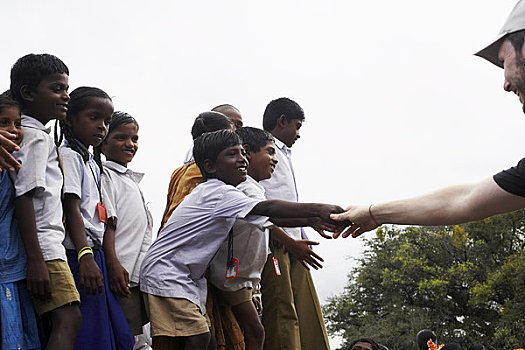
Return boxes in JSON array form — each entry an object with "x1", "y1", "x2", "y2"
[
  {"x1": 97, "y1": 202, "x2": 107, "y2": 224},
  {"x1": 272, "y1": 257, "x2": 281, "y2": 276}
]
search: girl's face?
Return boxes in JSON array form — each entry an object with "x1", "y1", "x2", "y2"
[
  {"x1": 0, "y1": 106, "x2": 23, "y2": 145},
  {"x1": 102, "y1": 122, "x2": 139, "y2": 167},
  {"x1": 68, "y1": 97, "x2": 113, "y2": 147}
]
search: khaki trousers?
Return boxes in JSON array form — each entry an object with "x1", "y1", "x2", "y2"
[{"x1": 261, "y1": 246, "x2": 330, "y2": 350}]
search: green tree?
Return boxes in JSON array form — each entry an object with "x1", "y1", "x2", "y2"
[{"x1": 323, "y1": 211, "x2": 525, "y2": 350}]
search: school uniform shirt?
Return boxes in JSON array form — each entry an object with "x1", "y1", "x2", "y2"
[
  {"x1": 10, "y1": 115, "x2": 67, "y2": 262},
  {"x1": 259, "y1": 138, "x2": 303, "y2": 240},
  {"x1": 209, "y1": 176, "x2": 271, "y2": 292},
  {"x1": 140, "y1": 178, "x2": 267, "y2": 314},
  {"x1": 59, "y1": 143, "x2": 105, "y2": 249},
  {"x1": 0, "y1": 172, "x2": 26, "y2": 283},
  {"x1": 101, "y1": 161, "x2": 153, "y2": 285}
]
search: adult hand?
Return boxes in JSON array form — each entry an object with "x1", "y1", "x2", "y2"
[
  {"x1": 330, "y1": 205, "x2": 379, "y2": 238},
  {"x1": 285, "y1": 239, "x2": 324, "y2": 270},
  {"x1": 79, "y1": 254, "x2": 104, "y2": 295},
  {"x1": 0, "y1": 131, "x2": 21, "y2": 172},
  {"x1": 26, "y1": 258, "x2": 51, "y2": 300},
  {"x1": 107, "y1": 259, "x2": 131, "y2": 298}
]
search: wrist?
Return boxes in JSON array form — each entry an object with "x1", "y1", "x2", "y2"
[
  {"x1": 78, "y1": 246, "x2": 94, "y2": 262},
  {"x1": 368, "y1": 204, "x2": 380, "y2": 226}
]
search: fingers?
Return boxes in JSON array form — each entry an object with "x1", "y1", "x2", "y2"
[
  {"x1": 0, "y1": 147, "x2": 20, "y2": 172},
  {"x1": 313, "y1": 227, "x2": 332, "y2": 239},
  {"x1": 299, "y1": 259, "x2": 310, "y2": 270},
  {"x1": 330, "y1": 212, "x2": 348, "y2": 222}
]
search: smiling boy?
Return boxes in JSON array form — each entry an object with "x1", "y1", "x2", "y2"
[
  {"x1": 10, "y1": 54, "x2": 81, "y2": 350},
  {"x1": 140, "y1": 129, "x2": 345, "y2": 349}
]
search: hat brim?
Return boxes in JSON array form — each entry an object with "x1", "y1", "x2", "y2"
[{"x1": 475, "y1": 34, "x2": 507, "y2": 68}]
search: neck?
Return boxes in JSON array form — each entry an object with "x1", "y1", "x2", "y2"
[{"x1": 22, "y1": 109, "x2": 51, "y2": 125}]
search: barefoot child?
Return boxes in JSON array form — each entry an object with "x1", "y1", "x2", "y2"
[
  {"x1": 140, "y1": 129, "x2": 347, "y2": 349},
  {"x1": 0, "y1": 93, "x2": 40, "y2": 349},
  {"x1": 57, "y1": 87, "x2": 134, "y2": 349},
  {"x1": 10, "y1": 54, "x2": 81, "y2": 350},
  {"x1": 98, "y1": 111, "x2": 152, "y2": 343}
]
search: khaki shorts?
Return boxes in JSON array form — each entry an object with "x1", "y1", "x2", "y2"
[
  {"x1": 221, "y1": 287, "x2": 252, "y2": 306},
  {"x1": 144, "y1": 294, "x2": 210, "y2": 337},
  {"x1": 119, "y1": 286, "x2": 149, "y2": 335},
  {"x1": 32, "y1": 259, "x2": 80, "y2": 316}
]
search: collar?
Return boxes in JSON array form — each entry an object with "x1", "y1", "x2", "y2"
[
  {"x1": 21, "y1": 114, "x2": 52, "y2": 134},
  {"x1": 273, "y1": 137, "x2": 291, "y2": 156},
  {"x1": 104, "y1": 160, "x2": 144, "y2": 183}
]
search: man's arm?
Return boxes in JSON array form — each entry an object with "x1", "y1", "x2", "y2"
[
  {"x1": 63, "y1": 194, "x2": 104, "y2": 295},
  {"x1": 0, "y1": 131, "x2": 21, "y2": 172},
  {"x1": 15, "y1": 190, "x2": 51, "y2": 299},
  {"x1": 331, "y1": 177, "x2": 525, "y2": 238}
]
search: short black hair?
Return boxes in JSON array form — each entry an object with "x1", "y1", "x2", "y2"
[
  {"x1": 0, "y1": 92, "x2": 21, "y2": 115},
  {"x1": 506, "y1": 29, "x2": 525, "y2": 55},
  {"x1": 416, "y1": 329, "x2": 437, "y2": 350},
  {"x1": 262, "y1": 97, "x2": 304, "y2": 132},
  {"x1": 347, "y1": 338, "x2": 382, "y2": 350},
  {"x1": 211, "y1": 104, "x2": 240, "y2": 113},
  {"x1": 10, "y1": 53, "x2": 69, "y2": 106},
  {"x1": 193, "y1": 129, "x2": 242, "y2": 178},
  {"x1": 236, "y1": 127, "x2": 274, "y2": 153},
  {"x1": 191, "y1": 111, "x2": 233, "y2": 140}
]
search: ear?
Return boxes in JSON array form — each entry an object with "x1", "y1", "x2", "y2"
[
  {"x1": 203, "y1": 159, "x2": 217, "y2": 175},
  {"x1": 20, "y1": 85, "x2": 34, "y2": 103},
  {"x1": 243, "y1": 144, "x2": 252, "y2": 161},
  {"x1": 277, "y1": 114, "x2": 288, "y2": 128}
]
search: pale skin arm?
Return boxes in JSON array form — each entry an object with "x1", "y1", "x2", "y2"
[
  {"x1": 331, "y1": 177, "x2": 525, "y2": 238},
  {"x1": 0, "y1": 131, "x2": 21, "y2": 172}
]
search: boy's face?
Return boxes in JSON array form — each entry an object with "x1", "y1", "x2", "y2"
[
  {"x1": 0, "y1": 107, "x2": 23, "y2": 145},
  {"x1": 206, "y1": 144, "x2": 248, "y2": 186},
  {"x1": 25, "y1": 73, "x2": 69, "y2": 124},
  {"x1": 278, "y1": 117, "x2": 303, "y2": 148},
  {"x1": 246, "y1": 140, "x2": 278, "y2": 181}
]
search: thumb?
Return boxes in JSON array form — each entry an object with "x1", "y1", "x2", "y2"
[{"x1": 330, "y1": 212, "x2": 346, "y2": 221}]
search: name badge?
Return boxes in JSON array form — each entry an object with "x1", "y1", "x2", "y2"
[
  {"x1": 97, "y1": 202, "x2": 107, "y2": 224},
  {"x1": 226, "y1": 257, "x2": 239, "y2": 279},
  {"x1": 272, "y1": 257, "x2": 281, "y2": 276}
]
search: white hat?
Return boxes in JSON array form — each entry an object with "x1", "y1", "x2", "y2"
[{"x1": 476, "y1": 0, "x2": 525, "y2": 68}]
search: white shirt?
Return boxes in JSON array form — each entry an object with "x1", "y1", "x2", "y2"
[
  {"x1": 10, "y1": 115, "x2": 67, "y2": 261},
  {"x1": 140, "y1": 178, "x2": 266, "y2": 314},
  {"x1": 102, "y1": 161, "x2": 153, "y2": 285},
  {"x1": 183, "y1": 145, "x2": 194, "y2": 164},
  {"x1": 259, "y1": 138, "x2": 302, "y2": 240},
  {"x1": 209, "y1": 176, "x2": 271, "y2": 291},
  {"x1": 59, "y1": 144, "x2": 105, "y2": 249}
]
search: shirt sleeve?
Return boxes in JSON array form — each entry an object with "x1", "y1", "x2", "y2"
[
  {"x1": 101, "y1": 171, "x2": 118, "y2": 222},
  {"x1": 60, "y1": 148, "x2": 83, "y2": 198},
  {"x1": 214, "y1": 185, "x2": 267, "y2": 227},
  {"x1": 493, "y1": 157, "x2": 525, "y2": 197},
  {"x1": 10, "y1": 132, "x2": 48, "y2": 196}
]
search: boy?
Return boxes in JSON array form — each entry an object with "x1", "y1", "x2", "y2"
[
  {"x1": 10, "y1": 54, "x2": 82, "y2": 350},
  {"x1": 259, "y1": 97, "x2": 330, "y2": 350},
  {"x1": 140, "y1": 129, "x2": 346, "y2": 349}
]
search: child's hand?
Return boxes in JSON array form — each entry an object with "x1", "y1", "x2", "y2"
[
  {"x1": 107, "y1": 259, "x2": 131, "y2": 298},
  {"x1": 284, "y1": 239, "x2": 324, "y2": 270},
  {"x1": 26, "y1": 258, "x2": 51, "y2": 300},
  {"x1": 0, "y1": 131, "x2": 21, "y2": 172},
  {"x1": 79, "y1": 254, "x2": 104, "y2": 295}
]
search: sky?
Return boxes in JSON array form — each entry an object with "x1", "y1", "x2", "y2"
[{"x1": 1, "y1": 0, "x2": 523, "y2": 347}]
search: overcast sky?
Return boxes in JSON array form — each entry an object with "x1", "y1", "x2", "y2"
[{"x1": 1, "y1": 0, "x2": 522, "y2": 346}]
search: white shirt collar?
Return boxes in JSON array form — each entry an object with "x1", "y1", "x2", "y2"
[
  {"x1": 21, "y1": 114, "x2": 52, "y2": 134},
  {"x1": 104, "y1": 160, "x2": 144, "y2": 183}
]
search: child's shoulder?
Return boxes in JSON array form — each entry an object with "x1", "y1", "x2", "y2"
[{"x1": 237, "y1": 176, "x2": 266, "y2": 200}]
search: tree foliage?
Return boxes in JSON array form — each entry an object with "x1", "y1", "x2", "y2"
[{"x1": 323, "y1": 210, "x2": 525, "y2": 350}]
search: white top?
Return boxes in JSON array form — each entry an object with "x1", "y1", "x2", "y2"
[
  {"x1": 183, "y1": 145, "x2": 194, "y2": 164},
  {"x1": 59, "y1": 144, "x2": 105, "y2": 249},
  {"x1": 259, "y1": 138, "x2": 302, "y2": 240},
  {"x1": 10, "y1": 115, "x2": 67, "y2": 261},
  {"x1": 140, "y1": 178, "x2": 266, "y2": 314},
  {"x1": 209, "y1": 176, "x2": 271, "y2": 292},
  {"x1": 102, "y1": 161, "x2": 153, "y2": 285}
]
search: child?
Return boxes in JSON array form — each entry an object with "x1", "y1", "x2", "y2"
[
  {"x1": 259, "y1": 97, "x2": 330, "y2": 350},
  {"x1": 57, "y1": 87, "x2": 134, "y2": 349},
  {"x1": 98, "y1": 111, "x2": 152, "y2": 344},
  {"x1": 9, "y1": 53, "x2": 82, "y2": 350},
  {"x1": 0, "y1": 93, "x2": 40, "y2": 349},
  {"x1": 140, "y1": 129, "x2": 346, "y2": 349}
]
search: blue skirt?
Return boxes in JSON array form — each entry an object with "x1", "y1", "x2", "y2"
[
  {"x1": 0, "y1": 280, "x2": 40, "y2": 350},
  {"x1": 66, "y1": 249, "x2": 134, "y2": 350}
]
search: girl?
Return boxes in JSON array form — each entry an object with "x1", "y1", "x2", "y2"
[
  {"x1": 97, "y1": 111, "x2": 152, "y2": 347},
  {"x1": 0, "y1": 93, "x2": 40, "y2": 350},
  {"x1": 57, "y1": 87, "x2": 134, "y2": 350}
]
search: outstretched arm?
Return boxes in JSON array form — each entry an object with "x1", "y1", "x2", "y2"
[{"x1": 331, "y1": 177, "x2": 525, "y2": 238}]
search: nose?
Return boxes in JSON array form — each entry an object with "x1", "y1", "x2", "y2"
[
  {"x1": 125, "y1": 137, "x2": 134, "y2": 147},
  {"x1": 504, "y1": 80, "x2": 512, "y2": 92},
  {"x1": 272, "y1": 155, "x2": 278, "y2": 165},
  {"x1": 62, "y1": 90, "x2": 70, "y2": 102},
  {"x1": 6, "y1": 121, "x2": 17, "y2": 135}
]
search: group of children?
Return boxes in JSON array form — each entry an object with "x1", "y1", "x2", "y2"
[{"x1": 0, "y1": 52, "x2": 348, "y2": 350}]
